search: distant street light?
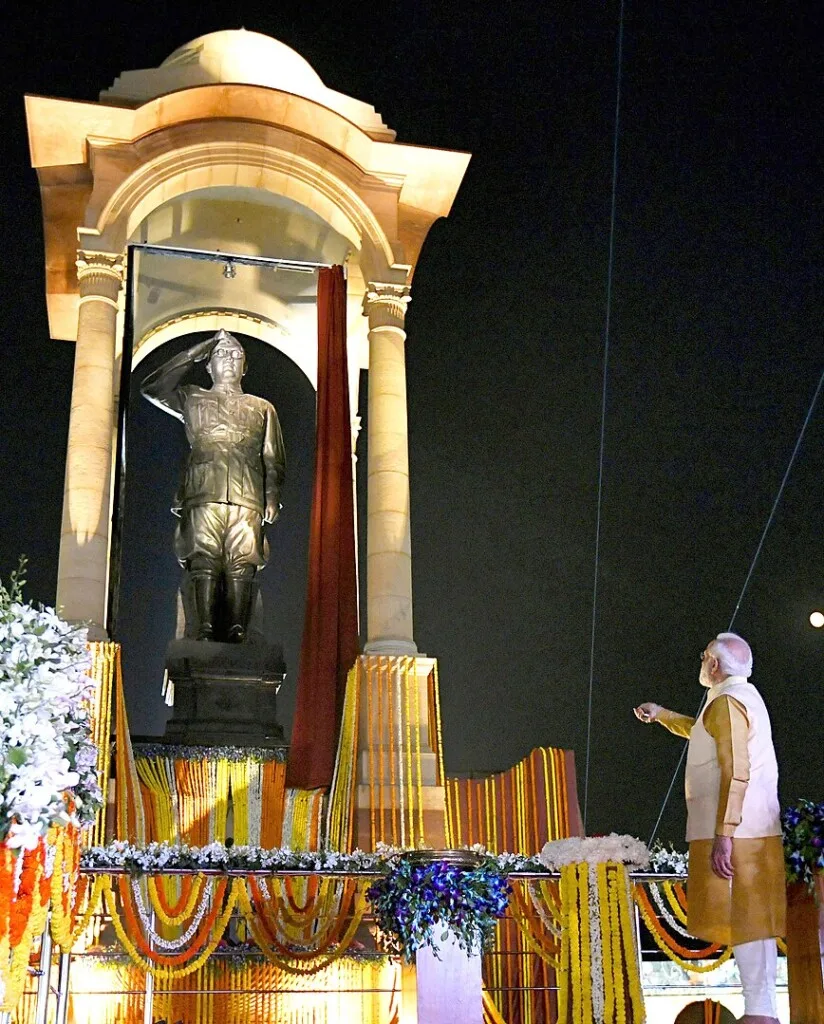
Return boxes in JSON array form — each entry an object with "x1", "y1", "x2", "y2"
[{"x1": 810, "y1": 611, "x2": 824, "y2": 628}]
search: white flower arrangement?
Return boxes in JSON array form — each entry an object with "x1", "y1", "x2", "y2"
[
  {"x1": 539, "y1": 833, "x2": 650, "y2": 871},
  {"x1": 647, "y1": 840, "x2": 688, "y2": 876},
  {"x1": 82, "y1": 841, "x2": 387, "y2": 874},
  {"x1": 0, "y1": 562, "x2": 102, "y2": 851}
]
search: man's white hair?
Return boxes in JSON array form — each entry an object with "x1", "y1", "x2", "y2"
[{"x1": 711, "y1": 632, "x2": 753, "y2": 678}]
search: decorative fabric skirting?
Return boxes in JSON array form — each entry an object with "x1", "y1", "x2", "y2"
[{"x1": 446, "y1": 747, "x2": 583, "y2": 855}]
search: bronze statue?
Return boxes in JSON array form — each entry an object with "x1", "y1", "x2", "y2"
[{"x1": 141, "y1": 331, "x2": 285, "y2": 643}]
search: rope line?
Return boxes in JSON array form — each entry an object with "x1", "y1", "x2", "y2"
[
  {"x1": 648, "y1": 360, "x2": 824, "y2": 846},
  {"x1": 583, "y1": 0, "x2": 626, "y2": 831},
  {"x1": 727, "y1": 363, "x2": 824, "y2": 633}
]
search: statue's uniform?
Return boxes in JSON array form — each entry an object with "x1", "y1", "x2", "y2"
[
  {"x1": 172, "y1": 385, "x2": 285, "y2": 578},
  {"x1": 658, "y1": 676, "x2": 785, "y2": 1016}
]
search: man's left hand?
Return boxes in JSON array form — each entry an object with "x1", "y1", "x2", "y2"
[
  {"x1": 710, "y1": 835, "x2": 734, "y2": 880},
  {"x1": 263, "y1": 502, "x2": 279, "y2": 525}
]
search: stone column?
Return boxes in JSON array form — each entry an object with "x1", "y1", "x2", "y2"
[
  {"x1": 56, "y1": 250, "x2": 125, "y2": 638},
  {"x1": 363, "y1": 283, "x2": 416, "y2": 654}
]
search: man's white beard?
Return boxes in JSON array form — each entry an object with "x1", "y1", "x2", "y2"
[{"x1": 699, "y1": 663, "x2": 714, "y2": 688}]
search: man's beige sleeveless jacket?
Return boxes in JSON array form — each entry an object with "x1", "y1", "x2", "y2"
[{"x1": 685, "y1": 676, "x2": 781, "y2": 842}]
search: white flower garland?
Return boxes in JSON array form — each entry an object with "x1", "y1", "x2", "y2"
[
  {"x1": 130, "y1": 877, "x2": 213, "y2": 951},
  {"x1": 647, "y1": 882, "x2": 693, "y2": 939},
  {"x1": 248, "y1": 767, "x2": 263, "y2": 847},
  {"x1": 526, "y1": 881, "x2": 562, "y2": 938},
  {"x1": 282, "y1": 792, "x2": 296, "y2": 848},
  {"x1": 588, "y1": 864, "x2": 605, "y2": 1023},
  {"x1": 539, "y1": 834, "x2": 650, "y2": 871}
]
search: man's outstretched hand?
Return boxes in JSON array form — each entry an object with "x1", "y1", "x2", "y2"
[
  {"x1": 711, "y1": 835, "x2": 734, "y2": 879},
  {"x1": 634, "y1": 702, "x2": 662, "y2": 723}
]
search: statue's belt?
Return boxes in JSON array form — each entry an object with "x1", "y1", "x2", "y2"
[{"x1": 189, "y1": 445, "x2": 261, "y2": 458}]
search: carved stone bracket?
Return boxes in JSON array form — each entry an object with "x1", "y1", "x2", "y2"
[{"x1": 364, "y1": 282, "x2": 411, "y2": 331}]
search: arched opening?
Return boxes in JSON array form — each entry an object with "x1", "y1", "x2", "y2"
[{"x1": 127, "y1": 186, "x2": 370, "y2": 391}]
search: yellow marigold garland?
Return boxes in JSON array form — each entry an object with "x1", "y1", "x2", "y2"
[
  {"x1": 51, "y1": 873, "x2": 107, "y2": 952},
  {"x1": 616, "y1": 866, "x2": 644, "y2": 1023},
  {"x1": 147, "y1": 873, "x2": 206, "y2": 927},
  {"x1": 605, "y1": 865, "x2": 624, "y2": 1024},
  {"x1": 578, "y1": 864, "x2": 593, "y2": 1020},
  {"x1": 661, "y1": 880, "x2": 689, "y2": 925},
  {"x1": 509, "y1": 884, "x2": 561, "y2": 967},
  {"x1": 556, "y1": 862, "x2": 646, "y2": 1024},
  {"x1": 249, "y1": 876, "x2": 352, "y2": 950}
]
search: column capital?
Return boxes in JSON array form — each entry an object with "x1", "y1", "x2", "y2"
[
  {"x1": 364, "y1": 282, "x2": 411, "y2": 330},
  {"x1": 76, "y1": 250, "x2": 126, "y2": 298}
]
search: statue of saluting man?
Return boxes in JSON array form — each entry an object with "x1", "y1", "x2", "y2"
[{"x1": 141, "y1": 331, "x2": 285, "y2": 643}]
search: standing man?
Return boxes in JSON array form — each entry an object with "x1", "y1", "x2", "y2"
[
  {"x1": 141, "y1": 330, "x2": 285, "y2": 643},
  {"x1": 635, "y1": 632, "x2": 785, "y2": 1024}
]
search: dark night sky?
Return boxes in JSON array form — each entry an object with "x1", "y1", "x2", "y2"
[{"x1": 1, "y1": 1, "x2": 822, "y2": 846}]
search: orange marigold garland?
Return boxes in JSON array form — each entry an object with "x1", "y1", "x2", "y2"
[
  {"x1": 0, "y1": 845, "x2": 11, "y2": 945},
  {"x1": 9, "y1": 842, "x2": 42, "y2": 947},
  {"x1": 104, "y1": 876, "x2": 242, "y2": 980},
  {"x1": 1, "y1": 837, "x2": 51, "y2": 1012}
]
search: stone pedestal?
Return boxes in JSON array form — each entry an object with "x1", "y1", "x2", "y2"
[
  {"x1": 401, "y1": 936, "x2": 483, "y2": 1024},
  {"x1": 163, "y1": 639, "x2": 287, "y2": 749}
]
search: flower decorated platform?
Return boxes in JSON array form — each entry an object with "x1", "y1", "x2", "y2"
[{"x1": 1, "y1": 571, "x2": 822, "y2": 1024}]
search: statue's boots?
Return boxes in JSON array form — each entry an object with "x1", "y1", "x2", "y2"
[
  {"x1": 226, "y1": 577, "x2": 254, "y2": 643},
  {"x1": 192, "y1": 574, "x2": 219, "y2": 641}
]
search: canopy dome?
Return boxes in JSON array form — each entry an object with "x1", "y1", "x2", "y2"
[
  {"x1": 159, "y1": 30, "x2": 325, "y2": 93},
  {"x1": 101, "y1": 29, "x2": 394, "y2": 139}
]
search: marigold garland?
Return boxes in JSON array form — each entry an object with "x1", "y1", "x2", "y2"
[
  {"x1": 633, "y1": 885, "x2": 722, "y2": 959},
  {"x1": 617, "y1": 866, "x2": 645, "y2": 1022},
  {"x1": 51, "y1": 873, "x2": 107, "y2": 952},
  {"x1": 509, "y1": 883, "x2": 561, "y2": 966},
  {"x1": 235, "y1": 880, "x2": 368, "y2": 976},
  {"x1": 556, "y1": 862, "x2": 645, "y2": 1024},
  {"x1": 49, "y1": 826, "x2": 100, "y2": 952},
  {"x1": 10, "y1": 843, "x2": 41, "y2": 947},
  {"x1": 104, "y1": 876, "x2": 242, "y2": 979},
  {"x1": 661, "y1": 880, "x2": 688, "y2": 925},
  {"x1": 633, "y1": 886, "x2": 733, "y2": 973},
  {"x1": 147, "y1": 873, "x2": 202, "y2": 926},
  {"x1": 1, "y1": 838, "x2": 51, "y2": 1012},
  {"x1": 247, "y1": 876, "x2": 355, "y2": 957},
  {"x1": 114, "y1": 874, "x2": 228, "y2": 966}
]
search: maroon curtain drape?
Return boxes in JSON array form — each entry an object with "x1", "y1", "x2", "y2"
[{"x1": 285, "y1": 266, "x2": 360, "y2": 790}]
